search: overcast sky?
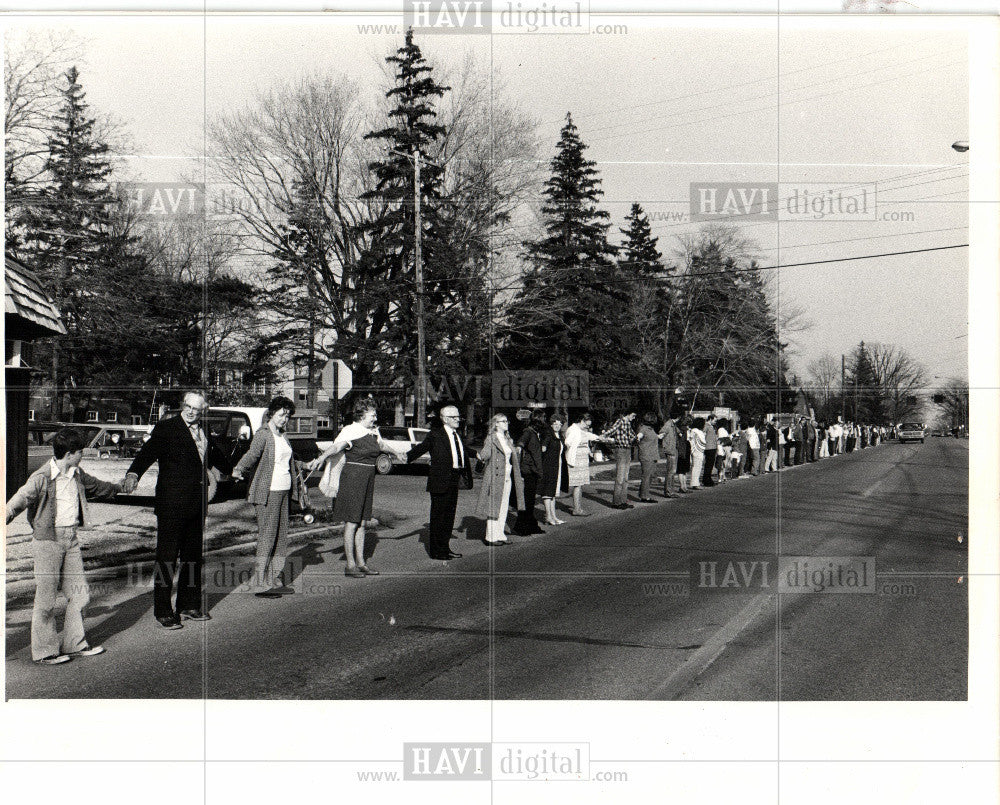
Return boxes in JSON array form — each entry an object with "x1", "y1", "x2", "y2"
[{"x1": 6, "y1": 13, "x2": 970, "y2": 386}]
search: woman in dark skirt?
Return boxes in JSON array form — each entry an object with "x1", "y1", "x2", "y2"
[
  {"x1": 676, "y1": 417, "x2": 692, "y2": 493},
  {"x1": 513, "y1": 410, "x2": 546, "y2": 535},
  {"x1": 539, "y1": 412, "x2": 568, "y2": 525},
  {"x1": 312, "y1": 398, "x2": 406, "y2": 578}
]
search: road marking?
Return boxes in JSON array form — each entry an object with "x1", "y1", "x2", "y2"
[{"x1": 649, "y1": 593, "x2": 775, "y2": 700}]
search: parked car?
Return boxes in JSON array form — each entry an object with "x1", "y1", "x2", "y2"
[
  {"x1": 30, "y1": 423, "x2": 149, "y2": 462},
  {"x1": 375, "y1": 426, "x2": 430, "y2": 474},
  {"x1": 192, "y1": 407, "x2": 329, "y2": 498},
  {"x1": 897, "y1": 422, "x2": 926, "y2": 444}
]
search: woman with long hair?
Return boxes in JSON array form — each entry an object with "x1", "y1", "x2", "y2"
[
  {"x1": 312, "y1": 398, "x2": 406, "y2": 577},
  {"x1": 476, "y1": 414, "x2": 524, "y2": 545},
  {"x1": 232, "y1": 396, "x2": 307, "y2": 597}
]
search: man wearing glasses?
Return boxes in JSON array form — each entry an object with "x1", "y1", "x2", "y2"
[
  {"x1": 406, "y1": 404, "x2": 474, "y2": 561},
  {"x1": 123, "y1": 391, "x2": 232, "y2": 629}
]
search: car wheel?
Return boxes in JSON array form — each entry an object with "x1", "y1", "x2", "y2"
[
  {"x1": 375, "y1": 454, "x2": 394, "y2": 475},
  {"x1": 920, "y1": 438, "x2": 924, "y2": 444}
]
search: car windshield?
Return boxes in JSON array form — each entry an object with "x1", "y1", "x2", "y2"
[{"x1": 901, "y1": 423, "x2": 923, "y2": 429}]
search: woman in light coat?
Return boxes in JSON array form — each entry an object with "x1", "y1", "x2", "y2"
[
  {"x1": 232, "y1": 397, "x2": 307, "y2": 596},
  {"x1": 564, "y1": 409, "x2": 601, "y2": 516},
  {"x1": 475, "y1": 414, "x2": 525, "y2": 545}
]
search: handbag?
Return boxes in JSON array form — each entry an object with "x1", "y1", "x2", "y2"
[{"x1": 318, "y1": 452, "x2": 346, "y2": 498}]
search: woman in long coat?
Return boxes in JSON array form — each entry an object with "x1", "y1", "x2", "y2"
[
  {"x1": 232, "y1": 396, "x2": 307, "y2": 596},
  {"x1": 513, "y1": 411, "x2": 546, "y2": 536},
  {"x1": 475, "y1": 414, "x2": 525, "y2": 545}
]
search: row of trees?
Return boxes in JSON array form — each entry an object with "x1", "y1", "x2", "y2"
[
  {"x1": 7, "y1": 29, "x2": 814, "y2": 421},
  {"x1": 807, "y1": 341, "x2": 929, "y2": 424},
  {"x1": 5, "y1": 33, "x2": 266, "y2": 418}
]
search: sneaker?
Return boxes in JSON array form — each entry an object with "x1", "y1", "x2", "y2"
[
  {"x1": 34, "y1": 654, "x2": 72, "y2": 665},
  {"x1": 67, "y1": 645, "x2": 105, "y2": 658}
]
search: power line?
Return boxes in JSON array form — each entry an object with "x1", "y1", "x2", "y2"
[
  {"x1": 542, "y1": 34, "x2": 943, "y2": 127},
  {"x1": 755, "y1": 226, "x2": 968, "y2": 252},
  {"x1": 587, "y1": 58, "x2": 965, "y2": 146},
  {"x1": 649, "y1": 243, "x2": 970, "y2": 282},
  {"x1": 584, "y1": 46, "x2": 964, "y2": 138}
]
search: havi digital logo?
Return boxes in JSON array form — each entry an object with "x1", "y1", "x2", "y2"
[
  {"x1": 403, "y1": 743, "x2": 491, "y2": 780},
  {"x1": 404, "y1": 1, "x2": 490, "y2": 34}
]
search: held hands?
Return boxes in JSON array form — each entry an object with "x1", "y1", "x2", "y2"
[{"x1": 121, "y1": 473, "x2": 139, "y2": 494}]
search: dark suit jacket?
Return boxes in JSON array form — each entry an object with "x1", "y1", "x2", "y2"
[
  {"x1": 127, "y1": 416, "x2": 232, "y2": 516},
  {"x1": 407, "y1": 423, "x2": 473, "y2": 494}
]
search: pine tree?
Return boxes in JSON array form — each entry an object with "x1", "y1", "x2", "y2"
[
  {"x1": 504, "y1": 113, "x2": 625, "y2": 379},
  {"x1": 360, "y1": 29, "x2": 451, "y2": 386},
  {"x1": 14, "y1": 67, "x2": 161, "y2": 416},
  {"x1": 618, "y1": 203, "x2": 662, "y2": 278},
  {"x1": 848, "y1": 341, "x2": 879, "y2": 422}
]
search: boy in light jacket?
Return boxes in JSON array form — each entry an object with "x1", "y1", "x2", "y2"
[{"x1": 6, "y1": 428, "x2": 123, "y2": 664}]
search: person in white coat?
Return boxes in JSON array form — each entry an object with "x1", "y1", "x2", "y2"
[{"x1": 563, "y1": 410, "x2": 602, "y2": 516}]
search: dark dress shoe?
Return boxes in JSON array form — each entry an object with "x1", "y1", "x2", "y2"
[
  {"x1": 446, "y1": 551, "x2": 463, "y2": 559},
  {"x1": 638, "y1": 498, "x2": 657, "y2": 503},
  {"x1": 254, "y1": 590, "x2": 283, "y2": 598},
  {"x1": 156, "y1": 616, "x2": 183, "y2": 630},
  {"x1": 179, "y1": 609, "x2": 211, "y2": 621}
]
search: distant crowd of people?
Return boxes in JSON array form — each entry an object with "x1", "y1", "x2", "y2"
[{"x1": 6, "y1": 389, "x2": 893, "y2": 667}]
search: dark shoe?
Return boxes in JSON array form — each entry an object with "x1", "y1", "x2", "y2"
[
  {"x1": 484, "y1": 540, "x2": 509, "y2": 547},
  {"x1": 156, "y1": 616, "x2": 183, "y2": 630},
  {"x1": 638, "y1": 498, "x2": 657, "y2": 503},
  {"x1": 358, "y1": 565, "x2": 380, "y2": 576},
  {"x1": 344, "y1": 567, "x2": 366, "y2": 578},
  {"x1": 446, "y1": 551, "x2": 463, "y2": 559},
  {"x1": 571, "y1": 510, "x2": 592, "y2": 517},
  {"x1": 34, "y1": 654, "x2": 72, "y2": 665},
  {"x1": 254, "y1": 589, "x2": 283, "y2": 598},
  {"x1": 179, "y1": 609, "x2": 211, "y2": 621}
]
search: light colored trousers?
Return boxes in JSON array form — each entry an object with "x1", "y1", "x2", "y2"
[
  {"x1": 612, "y1": 447, "x2": 632, "y2": 504},
  {"x1": 32, "y1": 527, "x2": 90, "y2": 660},
  {"x1": 486, "y1": 468, "x2": 512, "y2": 543},
  {"x1": 764, "y1": 449, "x2": 779, "y2": 472},
  {"x1": 690, "y1": 450, "x2": 704, "y2": 487},
  {"x1": 254, "y1": 490, "x2": 290, "y2": 588}
]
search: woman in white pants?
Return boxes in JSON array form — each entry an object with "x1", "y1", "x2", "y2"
[
  {"x1": 688, "y1": 418, "x2": 706, "y2": 489},
  {"x1": 476, "y1": 414, "x2": 524, "y2": 545}
]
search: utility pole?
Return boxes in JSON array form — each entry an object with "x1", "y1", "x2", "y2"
[
  {"x1": 413, "y1": 147, "x2": 427, "y2": 428},
  {"x1": 840, "y1": 354, "x2": 846, "y2": 422}
]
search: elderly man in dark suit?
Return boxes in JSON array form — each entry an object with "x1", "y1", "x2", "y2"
[
  {"x1": 406, "y1": 404, "x2": 474, "y2": 561},
  {"x1": 123, "y1": 391, "x2": 232, "y2": 629}
]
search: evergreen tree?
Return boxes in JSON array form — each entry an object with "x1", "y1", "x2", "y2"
[
  {"x1": 503, "y1": 113, "x2": 625, "y2": 379},
  {"x1": 848, "y1": 341, "x2": 879, "y2": 422},
  {"x1": 360, "y1": 29, "x2": 452, "y2": 386},
  {"x1": 13, "y1": 67, "x2": 166, "y2": 416},
  {"x1": 15, "y1": 67, "x2": 119, "y2": 415},
  {"x1": 618, "y1": 202, "x2": 662, "y2": 278}
]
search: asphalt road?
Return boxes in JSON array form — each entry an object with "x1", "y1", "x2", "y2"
[{"x1": 5, "y1": 438, "x2": 967, "y2": 701}]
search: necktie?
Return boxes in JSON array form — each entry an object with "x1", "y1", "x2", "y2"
[{"x1": 451, "y1": 430, "x2": 464, "y2": 468}]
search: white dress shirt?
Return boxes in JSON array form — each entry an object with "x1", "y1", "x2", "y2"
[{"x1": 443, "y1": 424, "x2": 465, "y2": 468}]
